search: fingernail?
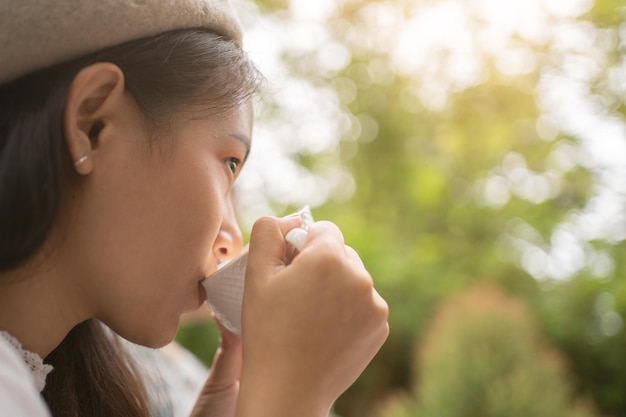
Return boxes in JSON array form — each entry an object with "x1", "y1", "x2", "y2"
[{"x1": 284, "y1": 213, "x2": 303, "y2": 222}]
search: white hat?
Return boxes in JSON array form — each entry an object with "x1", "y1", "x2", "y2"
[{"x1": 0, "y1": 0, "x2": 243, "y2": 85}]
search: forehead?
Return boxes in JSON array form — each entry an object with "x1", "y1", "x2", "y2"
[
  {"x1": 153, "y1": 99, "x2": 252, "y2": 137},
  {"x1": 184, "y1": 99, "x2": 253, "y2": 126},
  {"x1": 169, "y1": 101, "x2": 253, "y2": 145}
]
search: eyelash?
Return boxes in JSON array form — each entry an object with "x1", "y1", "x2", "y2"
[{"x1": 227, "y1": 157, "x2": 240, "y2": 174}]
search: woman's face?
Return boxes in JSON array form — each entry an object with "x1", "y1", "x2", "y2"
[{"x1": 61, "y1": 99, "x2": 251, "y2": 347}]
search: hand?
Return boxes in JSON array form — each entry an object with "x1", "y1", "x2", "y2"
[
  {"x1": 237, "y1": 216, "x2": 389, "y2": 417},
  {"x1": 190, "y1": 318, "x2": 242, "y2": 417}
]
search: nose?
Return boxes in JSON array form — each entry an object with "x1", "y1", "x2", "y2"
[{"x1": 213, "y1": 195, "x2": 244, "y2": 262}]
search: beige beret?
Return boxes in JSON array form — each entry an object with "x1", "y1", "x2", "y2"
[{"x1": 0, "y1": 0, "x2": 243, "y2": 85}]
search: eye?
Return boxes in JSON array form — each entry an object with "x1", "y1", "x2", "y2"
[{"x1": 227, "y1": 157, "x2": 240, "y2": 174}]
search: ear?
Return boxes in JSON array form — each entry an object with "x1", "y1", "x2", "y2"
[{"x1": 63, "y1": 63, "x2": 126, "y2": 175}]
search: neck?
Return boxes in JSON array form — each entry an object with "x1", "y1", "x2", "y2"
[{"x1": 0, "y1": 256, "x2": 88, "y2": 359}]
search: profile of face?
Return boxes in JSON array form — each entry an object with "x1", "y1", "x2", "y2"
[{"x1": 58, "y1": 63, "x2": 251, "y2": 347}]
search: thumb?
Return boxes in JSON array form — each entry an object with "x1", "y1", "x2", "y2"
[
  {"x1": 245, "y1": 215, "x2": 302, "y2": 282},
  {"x1": 202, "y1": 318, "x2": 243, "y2": 392},
  {"x1": 190, "y1": 319, "x2": 242, "y2": 417}
]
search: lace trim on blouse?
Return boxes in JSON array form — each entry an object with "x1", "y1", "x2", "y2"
[{"x1": 0, "y1": 330, "x2": 53, "y2": 392}]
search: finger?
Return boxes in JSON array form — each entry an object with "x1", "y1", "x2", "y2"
[
  {"x1": 344, "y1": 245, "x2": 366, "y2": 270},
  {"x1": 372, "y1": 288, "x2": 390, "y2": 322},
  {"x1": 246, "y1": 215, "x2": 303, "y2": 282},
  {"x1": 303, "y1": 221, "x2": 345, "y2": 253}
]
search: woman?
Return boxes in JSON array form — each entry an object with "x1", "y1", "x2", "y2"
[{"x1": 0, "y1": 1, "x2": 389, "y2": 417}]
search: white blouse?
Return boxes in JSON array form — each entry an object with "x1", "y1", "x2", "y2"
[
  {"x1": 0, "y1": 334, "x2": 51, "y2": 416},
  {"x1": 0, "y1": 329, "x2": 209, "y2": 417}
]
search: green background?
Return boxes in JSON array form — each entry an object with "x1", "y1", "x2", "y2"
[{"x1": 178, "y1": 1, "x2": 626, "y2": 416}]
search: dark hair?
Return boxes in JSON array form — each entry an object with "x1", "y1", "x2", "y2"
[
  {"x1": 0, "y1": 29, "x2": 262, "y2": 417},
  {"x1": 0, "y1": 29, "x2": 262, "y2": 272}
]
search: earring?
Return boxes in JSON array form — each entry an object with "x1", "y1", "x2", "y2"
[{"x1": 73, "y1": 155, "x2": 88, "y2": 166}]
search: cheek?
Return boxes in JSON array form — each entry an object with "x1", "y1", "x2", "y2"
[
  {"x1": 84, "y1": 164, "x2": 224, "y2": 342},
  {"x1": 132, "y1": 167, "x2": 223, "y2": 279},
  {"x1": 167, "y1": 163, "x2": 225, "y2": 255},
  {"x1": 162, "y1": 195, "x2": 220, "y2": 272},
  {"x1": 76, "y1": 158, "x2": 224, "y2": 298}
]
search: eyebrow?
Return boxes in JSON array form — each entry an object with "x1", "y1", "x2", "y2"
[{"x1": 231, "y1": 133, "x2": 251, "y2": 161}]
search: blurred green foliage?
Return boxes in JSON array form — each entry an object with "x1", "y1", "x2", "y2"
[
  {"x1": 177, "y1": 1, "x2": 626, "y2": 416},
  {"x1": 375, "y1": 285, "x2": 603, "y2": 417}
]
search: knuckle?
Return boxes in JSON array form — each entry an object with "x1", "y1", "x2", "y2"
[
  {"x1": 353, "y1": 270, "x2": 374, "y2": 294},
  {"x1": 305, "y1": 243, "x2": 344, "y2": 271},
  {"x1": 251, "y1": 216, "x2": 277, "y2": 231},
  {"x1": 377, "y1": 298, "x2": 390, "y2": 321},
  {"x1": 364, "y1": 289, "x2": 389, "y2": 325},
  {"x1": 310, "y1": 220, "x2": 341, "y2": 234},
  {"x1": 378, "y1": 322, "x2": 390, "y2": 344}
]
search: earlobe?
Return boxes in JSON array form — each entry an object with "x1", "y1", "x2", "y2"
[{"x1": 63, "y1": 63, "x2": 126, "y2": 175}]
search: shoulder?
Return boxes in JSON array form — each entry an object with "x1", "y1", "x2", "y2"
[{"x1": 0, "y1": 336, "x2": 51, "y2": 416}]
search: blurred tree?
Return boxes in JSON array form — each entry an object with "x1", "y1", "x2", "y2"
[
  {"x1": 177, "y1": 1, "x2": 626, "y2": 416},
  {"x1": 286, "y1": 1, "x2": 626, "y2": 415},
  {"x1": 374, "y1": 285, "x2": 603, "y2": 417}
]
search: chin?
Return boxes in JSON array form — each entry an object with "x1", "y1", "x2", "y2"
[
  {"x1": 150, "y1": 323, "x2": 180, "y2": 348},
  {"x1": 117, "y1": 318, "x2": 180, "y2": 349},
  {"x1": 138, "y1": 333, "x2": 178, "y2": 349}
]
